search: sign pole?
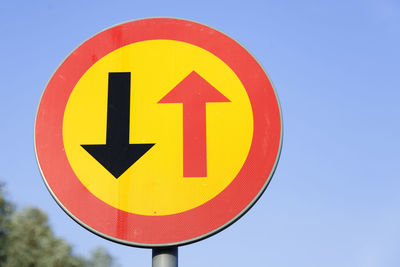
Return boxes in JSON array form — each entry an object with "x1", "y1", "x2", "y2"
[{"x1": 152, "y1": 247, "x2": 178, "y2": 267}]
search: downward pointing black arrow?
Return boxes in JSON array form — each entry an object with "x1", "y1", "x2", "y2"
[{"x1": 81, "y1": 72, "x2": 154, "y2": 179}]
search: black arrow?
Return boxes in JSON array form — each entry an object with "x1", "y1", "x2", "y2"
[{"x1": 81, "y1": 72, "x2": 154, "y2": 179}]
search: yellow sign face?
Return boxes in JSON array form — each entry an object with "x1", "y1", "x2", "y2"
[{"x1": 63, "y1": 39, "x2": 253, "y2": 216}]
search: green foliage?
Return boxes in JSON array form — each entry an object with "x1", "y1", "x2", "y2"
[
  {"x1": 87, "y1": 247, "x2": 118, "y2": 267},
  {"x1": 0, "y1": 184, "x2": 14, "y2": 264},
  {"x1": 0, "y1": 184, "x2": 118, "y2": 267},
  {"x1": 4, "y1": 207, "x2": 85, "y2": 267}
]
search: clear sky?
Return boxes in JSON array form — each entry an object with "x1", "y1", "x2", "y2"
[{"x1": 1, "y1": 1, "x2": 400, "y2": 266}]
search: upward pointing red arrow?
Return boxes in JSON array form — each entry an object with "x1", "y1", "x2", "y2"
[{"x1": 159, "y1": 71, "x2": 230, "y2": 177}]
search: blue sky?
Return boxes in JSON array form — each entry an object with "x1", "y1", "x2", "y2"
[{"x1": 1, "y1": 1, "x2": 400, "y2": 266}]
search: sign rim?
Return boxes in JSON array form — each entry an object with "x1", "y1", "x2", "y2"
[{"x1": 34, "y1": 17, "x2": 283, "y2": 247}]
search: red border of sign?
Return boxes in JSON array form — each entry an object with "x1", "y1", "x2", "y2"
[{"x1": 35, "y1": 18, "x2": 282, "y2": 247}]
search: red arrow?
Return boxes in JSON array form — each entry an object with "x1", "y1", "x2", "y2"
[{"x1": 159, "y1": 71, "x2": 230, "y2": 177}]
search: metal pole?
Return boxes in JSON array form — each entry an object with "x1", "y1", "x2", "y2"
[{"x1": 152, "y1": 247, "x2": 178, "y2": 267}]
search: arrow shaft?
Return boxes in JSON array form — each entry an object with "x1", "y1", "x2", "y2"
[
  {"x1": 106, "y1": 73, "x2": 131, "y2": 145},
  {"x1": 182, "y1": 103, "x2": 207, "y2": 177}
]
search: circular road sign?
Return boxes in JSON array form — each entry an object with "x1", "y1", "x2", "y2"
[{"x1": 35, "y1": 18, "x2": 282, "y2": 247}]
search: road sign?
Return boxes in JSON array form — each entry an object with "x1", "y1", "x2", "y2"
[{"x1": 35, "y1": 18, "x2": 282, "y2": 247}]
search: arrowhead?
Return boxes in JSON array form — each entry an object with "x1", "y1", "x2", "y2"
[
  {"x1": 158, "y1": 71, "x2": 230, "y2": 104},
  {"x1": 81, "y1": 143, "x2": 154, "y2": 178}
]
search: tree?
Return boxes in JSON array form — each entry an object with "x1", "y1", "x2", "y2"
[
  {"x1": 0, "y1": 183, "x2": 14, "y2": 264},
  {"x1": 87, "y1": 247, "x2": 119, "y2": 267},
  {"x1": 4, "y1": 207, "x2": 85, "y2": 267},
  {"x1": 0, "y1": 183, "x2": 118, "y2": 267}
]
